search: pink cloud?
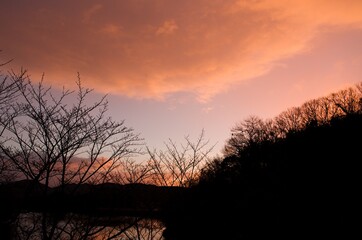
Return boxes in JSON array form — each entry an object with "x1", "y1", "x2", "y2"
[
  {"x1": 82, "y1": 3, "x2": 103, "y2": 23},
  {"x1": 156, "y1": 20, "x2": 178, "y2": 35},
  {"x1": 1, "y1": 0, "x2": 362, "y2": 102}
]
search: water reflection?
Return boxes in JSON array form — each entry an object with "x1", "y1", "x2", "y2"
[{"x1": 14, "y1": 212, "x2": 165, "y2": 240}]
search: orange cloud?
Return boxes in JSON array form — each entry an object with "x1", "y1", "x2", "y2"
[
  {"x1": 83, "y1": 3, "x2": 103, "y2": 23},
  {"x1": 101, "y1": 23, "x2": 124, "y2": 36},
  {"x1": 1, "y1": 0, "x2": 362, "y2": 102},
  {"x1": 156, "y1": 20, "x2": 178, "y2": 35}
]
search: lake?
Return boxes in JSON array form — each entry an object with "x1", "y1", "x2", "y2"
[{"x1": 7, "y1": 212, "x2": 166, "y2": 240}]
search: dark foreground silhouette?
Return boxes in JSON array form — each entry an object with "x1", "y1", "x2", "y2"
[
  {"x1": 162, "y1": 113, "x2": 361, "y2": 239},
  {"x1": 1, "y1": 113, "x2": 361, "y2": 239},
  {"x1": 0, "y1": 181, "x2": 185, "y2": 239}
]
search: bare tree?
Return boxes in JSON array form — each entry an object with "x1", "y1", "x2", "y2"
[
  {"x1": 223, "y1": 82, "x2": 362, "y2": 159},
  {"x1": 0, "y1": 69, "x2": 143, "y2": 239},
  {"x1": 329, "y1": 87, "x2": 360, "y2": 115},
  {"x1": 0, "y1": 66, "x2": 19, "y2": 125},
  {"x1": 0, "y1": 53, "x2": 23, "y2": 183},
  {"x1": 274, "y1": 107, "x2": 305, "y2": 137},
  {"x1": 110, "y1": 158, "x2": 154, "y2": 184},
  {"x1": 0, "y1": 70, "x2": 143, "y2": 187},
  {"x1": 224, "y1": 116, "x2": 277, "y2": 156},
  {"x1": 147, "y1": 129, "x2": 215, "y2": 187},
  {"x1": 355, "y1": 82, "x2": 362, "y2": 112}
]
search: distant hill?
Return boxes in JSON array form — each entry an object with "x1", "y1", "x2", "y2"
[{"x1": 0, "y1": 180, "x2": 187, "y2": 218}]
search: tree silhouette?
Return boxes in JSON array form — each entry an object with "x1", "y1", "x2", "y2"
[
  {"x1": 163, "y1": 82, "x2": 362, "y2": 239},
  {"x1": 147, "y1": 129, "x2": 214, "y2": 187},
  {"x1": 0, "y1": 54, "x2": 23, "y2": 184},
  {"x1": 0, "y1": 69, "x2": 143, "y2": 239}
]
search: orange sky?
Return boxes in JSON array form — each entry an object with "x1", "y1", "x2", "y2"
[{"x1": 1, "y1": 0, "x2": 362, "y2": 156}]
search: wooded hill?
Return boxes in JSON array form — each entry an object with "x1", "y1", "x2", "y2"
[{"x1": 163, "y1": 84, "x2": 362, "y2": 239}]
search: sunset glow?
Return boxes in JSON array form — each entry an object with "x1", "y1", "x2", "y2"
[{"x1": 1, "y1": 0, "x2": 362, "y2": 156}]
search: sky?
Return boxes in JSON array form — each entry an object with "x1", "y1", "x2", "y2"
[{"x1": 1, "y1": 0, "x2": 362, "y2": 158}]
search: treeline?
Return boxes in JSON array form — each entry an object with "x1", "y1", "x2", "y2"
[
  {"x1": 202, "y1": 82, "x2": 362, "y2": 183},
  {"x1": 1, "y1": 53, "x2": 361, "y2": 239},
  {"x1": 163, "y1": 83, "x2": 362, "y2": 239},
  {"x1": 0, "y1": 60, "x2": 211, "y2": 239}
]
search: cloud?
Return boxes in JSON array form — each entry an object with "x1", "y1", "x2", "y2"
[
  {"x1": 101, "y1": 23, "x2": 123, "y2": 36},
  {"x1": 1, "y1": 0, "x2": 362, "y2": 102},
  {"x1": 156, "y1": 20, "x2": 178, "y2": 35},
  {"x1": 83, "y1": 4, "x2": 103, "y2": 23},
  {"x1": 202, "y1": 106, "x2": 213, "y2": 114}
]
